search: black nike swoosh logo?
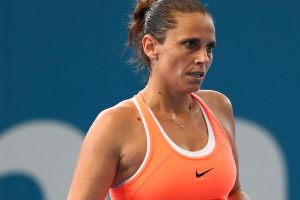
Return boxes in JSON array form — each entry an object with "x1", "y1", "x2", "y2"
[{"x1": 196, "y1": 168, "x2": 213, "y2": 178}]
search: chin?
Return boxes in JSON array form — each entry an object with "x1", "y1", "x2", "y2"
[
  {"x1": 185, "y1": 85, "x2": 201, "y2": 93},
  {"x1": 183, "y1": 80, "x2": 204, "y2": 93}
]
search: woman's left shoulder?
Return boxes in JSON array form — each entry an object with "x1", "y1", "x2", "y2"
[
  {"x1": 194, "y1": 90, "x2": 235, "y2": 137},
  {"x1": 194, "y1": 89, "x2": 233, "y2": 113}
]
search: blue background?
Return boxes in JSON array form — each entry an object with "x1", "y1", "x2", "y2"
[{"x1": 0, "y1": 0, "x2": 299, "y2": 199}]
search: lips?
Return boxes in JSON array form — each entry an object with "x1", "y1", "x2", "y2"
[{"x1": 186, "y1": 71, "x2": 205, "y2": 79}]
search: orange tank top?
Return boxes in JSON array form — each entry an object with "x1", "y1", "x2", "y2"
[{"x1": 109, "y1": 93, "x2": 236, "y2": 200}]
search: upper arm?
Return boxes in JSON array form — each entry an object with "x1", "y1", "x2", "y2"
[{"x1": 67, "y1": 108, "x2": 126, "y2": 200}]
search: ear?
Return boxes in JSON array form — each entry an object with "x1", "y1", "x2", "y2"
[{"x1": 142, "y1": 34, "x2": 159, "y2": 61}]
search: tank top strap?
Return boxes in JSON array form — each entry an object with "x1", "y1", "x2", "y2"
[
  {"x1": 190, "y1": 93, "x2": 233, "y2": 151},
  {"x1": 134, "y1": 93, "x2": 158, "y2": 133},
  {"x1": 134, "y1": 93, "x2": 172, "y2": 148}
]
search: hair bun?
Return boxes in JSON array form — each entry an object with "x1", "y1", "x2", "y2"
[{"x1": 133, "y1": 0, "x2": 155, "y2": 20}]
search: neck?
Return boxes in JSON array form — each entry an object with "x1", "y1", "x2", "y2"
[{"x1": 141, "y1": 78, "x2": 194, "y2": 114}]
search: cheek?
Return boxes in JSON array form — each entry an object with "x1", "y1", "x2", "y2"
[
  {"x1": 158, "y1": 48, "x2": 193, "y2": 75},
  {"x1": 160, "y1": 51, "x2": 181, "y2": 69},
  {"x1": 167, "y1": 52, "x2": 192, "y2": 67}
]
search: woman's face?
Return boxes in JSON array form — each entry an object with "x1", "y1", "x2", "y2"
[{"x1": 152, "y1": 12, "x2": 216, "y2": 93}]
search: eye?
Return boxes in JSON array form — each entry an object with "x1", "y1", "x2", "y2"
[
  {"x1": 206, "y1": 43, "x2": 216, "y2": 53},
  {"x1": 183, "y1": 40, "x2": 199, "y2": 50}
]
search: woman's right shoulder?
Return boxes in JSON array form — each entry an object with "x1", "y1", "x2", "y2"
[
  {"x1": 68, "y1": 99, "x2": 140, "y2": 197},
  {"x1": 79, "y1": 98, "x2": 140, "y2": 158},
  {"x1": 86, "y1": 98, "x2": 140, "y2": 142},
  {"x1": 96, "y1": 99, "x2": 138, "y2": 127}
]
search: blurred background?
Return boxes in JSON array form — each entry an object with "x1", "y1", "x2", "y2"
[{"x1": 0, "y1": 0, "x2": 299, "y2": 199}]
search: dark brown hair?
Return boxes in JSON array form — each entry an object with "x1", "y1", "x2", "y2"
[{"x1": 128, "y1": 0, "x2": 212, "y2": 73}]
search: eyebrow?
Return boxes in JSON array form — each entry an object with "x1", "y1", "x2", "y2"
[
  {"x1": 179, "y1": 38, "x2": 200, "y2": 43},
  {"x1": 179, "y1": 38, "x2": 216, "y2": 46}
]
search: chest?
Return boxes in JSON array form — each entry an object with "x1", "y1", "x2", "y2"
[{"x1": 114, "y1": 112, "x2": 210, "y2": 186}]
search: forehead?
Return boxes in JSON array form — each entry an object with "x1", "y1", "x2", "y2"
[{"x1": 165, "y1": 12, "x2": 215, "y2": 41}]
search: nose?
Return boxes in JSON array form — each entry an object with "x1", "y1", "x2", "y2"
[{"x1": 194, "y1": 48, "x2": 211, "y2": 65}]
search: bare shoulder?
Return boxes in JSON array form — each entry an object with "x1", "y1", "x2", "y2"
[
  {"x1": 87, "y1": 99, "x2": 139, "y2": 146},
  {"x1": 194, "y1": 90, "x2": 233, "y2": 114},
  {"x1": 95, "y1": 99, "x2": 138, "y2": 130},
  {"x1": 67, "y1": 99, "x2": 140, "y2": 200},
  {"x1": 194, "y1": 90, "x2": 235, "y2": 138},
  {"x1": 78, "y1": 98, "x2": 141, "y2": 163}
]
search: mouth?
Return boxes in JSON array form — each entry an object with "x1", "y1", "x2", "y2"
[{"x1": 186, "y1": 71, "x2": 205, "y2": 79}]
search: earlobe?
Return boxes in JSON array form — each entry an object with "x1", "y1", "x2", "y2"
[{"x1": 142, "y1": 34, "x2": 159, "y2": 60}]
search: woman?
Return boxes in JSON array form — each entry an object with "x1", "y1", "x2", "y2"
[{"x1": 67, "y1": 0, "x2": 249, "y2": 199}]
